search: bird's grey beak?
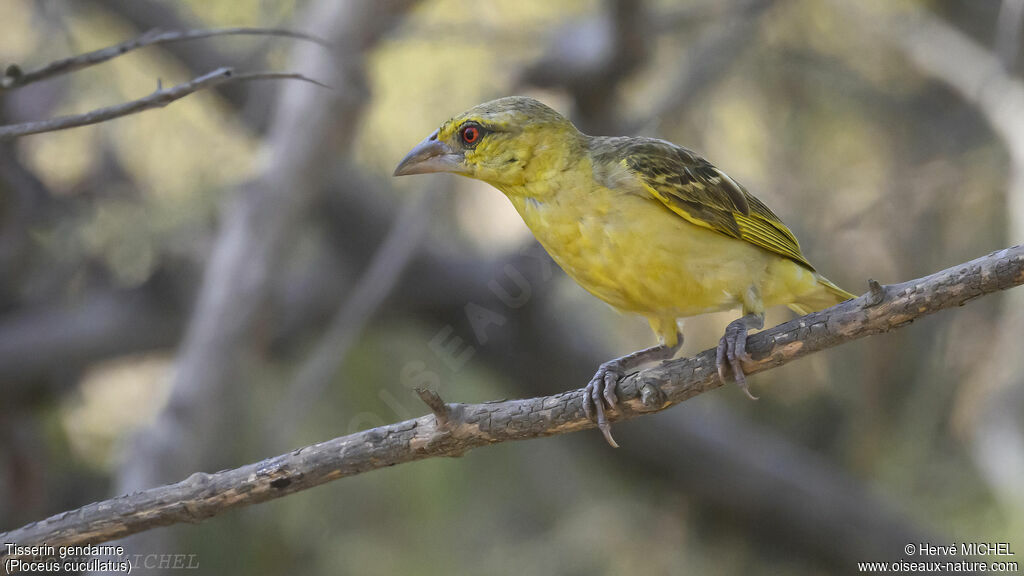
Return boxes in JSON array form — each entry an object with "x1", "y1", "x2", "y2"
[{"x1": 393, "y1": 131, "x2": 464, "y2": 176}]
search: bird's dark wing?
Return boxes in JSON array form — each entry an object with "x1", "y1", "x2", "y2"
[{"x1": 598, "y1": 137, "x2": 814, "y2": 270}]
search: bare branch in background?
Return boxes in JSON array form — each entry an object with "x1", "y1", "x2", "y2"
[
  {"x1": 521, "y1": 0, "x2": 651, "y2": 133},
  {"x1": 831, "y1": 0, "x2": 1024, "y2": 518},
  {"x1": 275, "y1": 186, "x2": 438, "y2": 439},
  {"x1": 3, "y1": 244, "x2": 1021, "y2": 553},
  {"x1": 104, "y1": 0, "x2": 423, "y2": 560},
  {"x1": 83, "y1": 1, "x2": 280, "y2": 129},
  {"x1": 996, "y1": 0, "x2": 1024, "y2": 70},
  {"x1": 626, "y1": 0, "x2": 774, "y2": 134},
  {"x1": 0, "y1": 27, "x2": 329, "y2": 91},
  {"x1": 0, "y1": 68, "x2": 327, "y2": 140}
]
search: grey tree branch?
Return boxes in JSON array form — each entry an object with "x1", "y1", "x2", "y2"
[
  {"x1": 625, "y1": 0, "x2": 773, "y2": 134},
  {"x1": 275, "y1": 186, "x2": 438, "y2": 438},
  {"x1": 2, "y1": 244, "x2": 1021, "y2": 554},
  {"x1": 83, "y1": 2, "x2": 285, "y2": 130},
  {"x1": 0, "y1": 27, "x2": 328, "y2": 91},
  {"x1": 100, "y1": 0, "x2": 424, "y2": 561},
  {"x1": 830, "y1": 0, "x2": 1024, "y2": 517},
  {"x1": 520, "y1": 0, "x2": 650, "y2": 134},
  {"x1": 996, "y1": 0, "x2": 1024, "y2": 70},
  {"x1": 0, "y1": 68, "x2": 327, "y2": 140}
]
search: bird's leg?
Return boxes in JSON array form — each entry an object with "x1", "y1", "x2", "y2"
[
  {"x1": 716, "y1": 312, "x2": 764, "y2": 400},
  {"x1": 584, "y1": 333, "x2": 683, "y2": 448}
]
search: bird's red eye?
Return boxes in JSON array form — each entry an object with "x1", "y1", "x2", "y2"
[{"x1": 461, "y1": 125, "x2": 480, "y2": 144}]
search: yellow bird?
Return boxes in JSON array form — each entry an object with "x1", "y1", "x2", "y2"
[{"x1": 394, "y1": 96, "x2": 853, "y2": 446}]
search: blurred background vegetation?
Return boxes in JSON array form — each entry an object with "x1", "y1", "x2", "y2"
[{"x1": 1, "y1": 0, "x2": 1022, "y2": 574}]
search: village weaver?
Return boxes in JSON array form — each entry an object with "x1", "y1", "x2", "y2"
[{"x1": 394, "y1": 96, "x2": 853, "y2": 446}]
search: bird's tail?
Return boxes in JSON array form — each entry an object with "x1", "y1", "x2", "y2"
[{"x1": 787, "y1": 275, "x2": 856, "y2": 316}]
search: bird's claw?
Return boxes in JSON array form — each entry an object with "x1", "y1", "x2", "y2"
[
  {"x1": 716, "y1": 319, "x2": 758, "y2": 400},
  {"x1": 583, "y1": 336, "x2": 682, "y2": 447},
  {"x1": 584, "y1": 363, "x2": 621, "y2": 448}
]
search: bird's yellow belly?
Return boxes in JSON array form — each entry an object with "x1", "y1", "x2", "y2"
[{"x1": 509, "y1": 189, "x2": 817, "y2": 320}]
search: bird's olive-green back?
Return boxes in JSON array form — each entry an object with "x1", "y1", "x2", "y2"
[{"x1": 591, "y1": 137, "x2": 815, "y2": 271}]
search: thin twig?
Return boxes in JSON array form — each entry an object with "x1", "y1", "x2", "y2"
[
  {"x1": 0, "y1": 67, "x2": 328, "y2": 141},
  {"x1": 416, "y1": 388, "x2": 451, "y2": 429},
  {"x1": 864, "y1": 278, "x2": 886, "y2": 308},
  {"x1": 1, "y1": 244, "x2": 1021, "y2": 554},
  {"x1": 0, "y1": 27, "x2": 330, "y2": 91}
]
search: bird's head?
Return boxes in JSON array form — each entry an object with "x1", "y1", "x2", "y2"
[{"x1": 393, "y1": 96, "x2": 582, "y2": 188}]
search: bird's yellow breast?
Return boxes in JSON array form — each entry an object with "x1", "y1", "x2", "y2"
[{"x1": 498, "y1": 170, "x2": 821, "y2": 323}]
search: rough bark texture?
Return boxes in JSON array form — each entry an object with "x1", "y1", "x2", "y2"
[{"x1": 2, "y1": 244, "x2": 1021, "y2": 555}]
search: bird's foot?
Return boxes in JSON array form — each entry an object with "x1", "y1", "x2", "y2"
[
  {"x1": 716, "y1": 314, "x2": 764, "y2": 400},
  {"x1": 584, "y1": 361, "x2": 623, "y2": 448},
  {"x1": 584, "y1": 335, "x2": 682, "y2": 448}
]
